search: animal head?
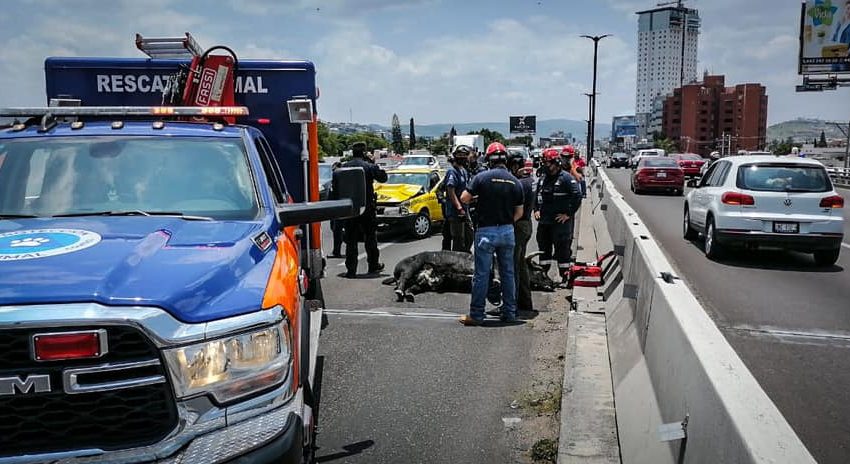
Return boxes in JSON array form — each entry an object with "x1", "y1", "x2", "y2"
[{"x1": 526, "y1": 251, "x2": 556, "y2": 292}]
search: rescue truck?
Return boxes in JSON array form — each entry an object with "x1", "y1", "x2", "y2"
[{"x1": 0, "y1": 34, "x2": 365, "y2": 463}]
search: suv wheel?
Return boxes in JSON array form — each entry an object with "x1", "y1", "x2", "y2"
[
  {"x1": 413, "y1": 211, "x2": 432, "y2": 238},
  {"x1": 683, "y1": 207, "x2": 697, "y2": 240},
  {"x1": 813, "y1": 249, "x2": 840, "y2": 267},
  {"x1": 704, "y1": 217, "x2": 723, "y2": 260}
]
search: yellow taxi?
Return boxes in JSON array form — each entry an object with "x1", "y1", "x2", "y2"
[{"x1": 374, "y1": 167, "x2": 445, "y2": 238}]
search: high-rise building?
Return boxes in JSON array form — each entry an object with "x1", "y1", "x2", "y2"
[
  {"x1": 636, "y1": 5, "x2": 700, "y2": 137},
  {"x1": 662, "y1": 75, "x2": 768, "y2": 156}
]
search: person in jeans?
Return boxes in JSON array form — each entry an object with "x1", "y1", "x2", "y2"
[
  {"x1": 459, "y1": 142, "x2": 524, "y2": 325},
  {"x1": 444, "y1": 145, "x2": 473, "y2": 252}
]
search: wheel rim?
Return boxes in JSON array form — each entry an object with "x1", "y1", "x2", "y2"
[
  {"x1": 683, "y1": 210, "x2": 690, "y2": 235},
  {"x1": 706, "y1": 223, "x2": 714, "y2": 253},
  {"x1": 414, "y1": 215, "x2": 430, "y2": 236}
]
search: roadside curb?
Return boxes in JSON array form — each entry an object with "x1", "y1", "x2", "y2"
[{"x1": 557, "y1": 174, "x2": 620, "y2": 463}]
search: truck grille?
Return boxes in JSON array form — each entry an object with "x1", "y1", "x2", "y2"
[{"x1": 0, "y1": 326, "x2": 178, "y2": 457}]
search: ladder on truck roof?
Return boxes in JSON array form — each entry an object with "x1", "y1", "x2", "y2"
[{"x1": 135, "y1": 33, "x2": 203, "y2": 59}]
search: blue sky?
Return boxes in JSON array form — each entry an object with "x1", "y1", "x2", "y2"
[{"x1": 0, "y1": 0, "x2": 847, "y2": 126}]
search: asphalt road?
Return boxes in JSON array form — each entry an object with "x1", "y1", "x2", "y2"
[
  {"x1": 314, "y1": 222, "x2": 557, "y2": 463},
  {"x1": 605, "y1": 168, "x2": 850, "y2": 464}
]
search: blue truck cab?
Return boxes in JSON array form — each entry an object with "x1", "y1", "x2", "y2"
[{"x1": 0, "y1": 57, "x2": 362, "y2": 463}]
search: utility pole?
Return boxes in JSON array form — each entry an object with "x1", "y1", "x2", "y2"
[
  {"x1": 584, "y1": 92, "x2": 594, "y2": 154},
  {"x1": 581, "y1": 34, "x2": 611, "y2": 162}
]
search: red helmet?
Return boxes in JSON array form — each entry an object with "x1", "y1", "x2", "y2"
[
  {"x1": 561, "y1": 145, "x2": 576, "y2": 157},
  {"x1": 485, "y1": 142, "x2": 508, "y2": 162},
  {"x1": 542, "y1": 148, "x2": 561, "y2": 163}
]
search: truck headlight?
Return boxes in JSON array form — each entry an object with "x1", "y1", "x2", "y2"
[
  {"x1": 163, "y1": 319, "x2": 292, "y2": 404},
  {"x1": 399, "y1": 201, "x2": 411, "y2": 215}
]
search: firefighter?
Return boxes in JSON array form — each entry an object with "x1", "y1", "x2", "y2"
[
  {"x1": 444, "y1": 145, "x2": 474, "y2": 252},
  {"x1": 507, "y1": 149, "x2": 535, "y2": 313},
  {"x1": 341, "y1": 141, "x2": 388, "y2": 278},
  {"x1": 459, "y1": 142, "x2": 525, "y2": 325},
  {"x1": 533, "y1": 148, "x2": 582, "y2": 281}
]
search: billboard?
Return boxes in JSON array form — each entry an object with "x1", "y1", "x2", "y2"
[
  {"x1": 509, "y1": 115, "x2": 536, "y2": 134},
  {"x1": 799, "y1": 0, "x2": 850, "y2": 75},
  {"x1": 612, "y1": 115, "x2": 637, "y2": 139}
]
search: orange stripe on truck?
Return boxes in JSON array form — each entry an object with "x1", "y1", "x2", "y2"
[
  {"x1": 309, "y1": 117, "x2": 322, "y2": 250},
  {"x1": 262, "y1": 227, "x2": 301, "y2": 388}
]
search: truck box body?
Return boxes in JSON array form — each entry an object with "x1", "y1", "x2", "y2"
[{"x1": 45, "y1": 57, "x2": 318, "y2": 202}]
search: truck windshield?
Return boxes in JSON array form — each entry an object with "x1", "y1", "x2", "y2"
[{"x1": 0, "y1": 136, "x2": 258, "y2": 220}]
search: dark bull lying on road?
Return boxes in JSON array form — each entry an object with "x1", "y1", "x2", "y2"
[{"x1": 382, "y1": 251, "x2": 557, "y2": 302}]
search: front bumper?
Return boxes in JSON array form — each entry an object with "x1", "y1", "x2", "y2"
[
  {"x1": 376, "y1": 206, "x2": 416, "y2": 229},
  {"x1": 716, "y1": 230, "x2": 843, "y2": 251},
  {"x1": 0, "y1": 304, "x2": 306, "y2": 464}
]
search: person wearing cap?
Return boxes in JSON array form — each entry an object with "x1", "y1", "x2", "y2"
[
  {"x1": 459, "y1": 142, "x2": 524, "y2": 325},
  {"x1": 534, "y1": 148, "x2": 581, "y2": 281},
  {"x1": 340, "y1": 141, "x2": 388, "y2": 278},
  {"x1": 444, "y1": 145, "x2": 474, "y2": 252},
  {"x1": 506, "y1": 149, "x2": 535, "y2": 313}
]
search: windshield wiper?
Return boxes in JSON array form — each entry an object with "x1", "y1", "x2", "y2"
[
  {"x1": 0, "y1": 214, "x2": 39, "y2": 220},
  {"x1": 52, "y1": 210, "x2": 213, "y2": 221}
]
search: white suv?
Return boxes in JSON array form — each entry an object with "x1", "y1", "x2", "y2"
[{"x1": 683, "y1": 156, "x2": 844, "y2": 266}]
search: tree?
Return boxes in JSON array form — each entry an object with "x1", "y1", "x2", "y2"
[
  {"x1": 768, "y1": 137, "x2": 794, "y2": 156},
  {"x1": 431, "y1": 133, "x2": 451, "y2": 156},
  {"x1": 391, "y1": 114, "x2": 404, "y2": 154},
  {"x1": 409, "y1": 118, "x2": 416, "y2": 150},
  {"x1": 654, "y1": 137, "x2": 679, "y2": 154},
  {"x1": 317, "y1": 120, "x2": 342, "y2": 158},
  {"x1": 818, "y1": 130, "x2": 827, "y2": 148},
  {"x1": 468, "y1": 128, "x2": 505, "y2": 146},
  {"x1": 339, "y1": 132, "x2": 389, "y2": 154}
]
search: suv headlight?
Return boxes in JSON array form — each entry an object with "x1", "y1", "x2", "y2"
[
  {"x1": 399, "y1": 201, "x2": 411, "y2": 215},
  {"x1": 163, "y1": 319, "x2": 292, "y2": 404}
]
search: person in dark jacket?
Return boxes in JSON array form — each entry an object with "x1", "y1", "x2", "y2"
[
  {"x1": 507, "y1": 150, "x2": 535, "y2": 313},
  {"x1": 341, "y1": 142, "x2": 388, "y2": 277},
  {"x1": 444, "y1": 145, "x2": 474, "y2": 252},
  {"x1": 534, "y1": 148, "x2": 581, "y2": 281},
  {"x1": 329, "y1": 161, "x2": 345, "y2": 258}
]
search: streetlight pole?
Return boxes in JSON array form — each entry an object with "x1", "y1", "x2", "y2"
[
  {"x1": 584, "y1": 93, "x2": 594, "y2": 154},
  {"x1": 581, "y1": 34, "x2": 611, "y2": 162}
]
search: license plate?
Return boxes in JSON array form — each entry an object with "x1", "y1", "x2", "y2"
[
  {"x1": 656, "y1": 172, "x2": 667, "y2": 178},
  {"x1": 773, "y1": 222, "x2": 799, "y2": 234}
]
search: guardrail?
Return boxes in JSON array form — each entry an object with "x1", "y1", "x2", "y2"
[
  {"x1": 590, "y1": 164, "x2": 815, "y2": 463},
  {"x1": 827, "y1": 167, "x2": 850, "y2": 188}
]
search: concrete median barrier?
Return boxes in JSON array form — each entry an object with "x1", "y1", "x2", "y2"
[{"x1": 596, "y1": 168, "x2": 815, "y2": 464}]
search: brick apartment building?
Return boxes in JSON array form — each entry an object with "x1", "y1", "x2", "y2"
[{"x1": 662, "y1": 75, "x2": 768, "y2": 156}]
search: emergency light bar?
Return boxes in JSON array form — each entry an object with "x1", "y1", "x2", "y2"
[{"x1": 0, "y1": 106, "x2": 250, "y2": 118}]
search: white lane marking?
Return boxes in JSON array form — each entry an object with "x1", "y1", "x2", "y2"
[
  {"x1": 842, "y1": 242, "x2": 850, "y2": 250},
  {"x1": 324, "y1": 308, "x2": 461, "y2": 320},
  {"x1": 337, "y1": 242, "x2": 394, "y2": 266},
  {"x1": 727, "y1": 324, "x2": 850, "y2": 346}
]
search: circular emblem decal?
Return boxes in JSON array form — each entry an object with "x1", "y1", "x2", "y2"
[{"x1": 0, "y1": 229, "x2": 102, "y2": 261}]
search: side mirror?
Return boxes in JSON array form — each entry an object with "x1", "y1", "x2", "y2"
[
  {"x1": 332, "y1": 167, "x2": 367, "y2": 214},
  {"x1": 276, "y1": 167, "x2": 367, "y2": 227}
]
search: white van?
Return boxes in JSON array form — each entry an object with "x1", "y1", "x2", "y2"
[{"x1": 630, "y1": 148, "x2": 666, "y2": 168}]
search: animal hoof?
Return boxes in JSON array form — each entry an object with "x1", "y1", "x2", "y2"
[
  {"x1": 404, "y1": 293, "x2": 415, "y2": 303},
  {"x1": 395, "y1": 289, "x2": 404, "y2": 302}
]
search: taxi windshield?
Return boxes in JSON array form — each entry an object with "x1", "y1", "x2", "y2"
[
  {"x1": 0, "y1": 136, "x2": 259, "y2": 220},
  {"x1": 386, "y1": 172, "x2": 430, "y2": 188},
  {"x1": 400, "y1": 157, "x2": 432, "y2": 166}
]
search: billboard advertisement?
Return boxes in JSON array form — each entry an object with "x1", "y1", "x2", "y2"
[
  {"x1": 509, "y1": 115, "x2": 536, "y2": 134},
  {"x1": 799, "y1": 0, "x2": 850, "y2": 74},
  {"x1": 612, "y1": 115, "x2": 637, "y2": 139}
]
